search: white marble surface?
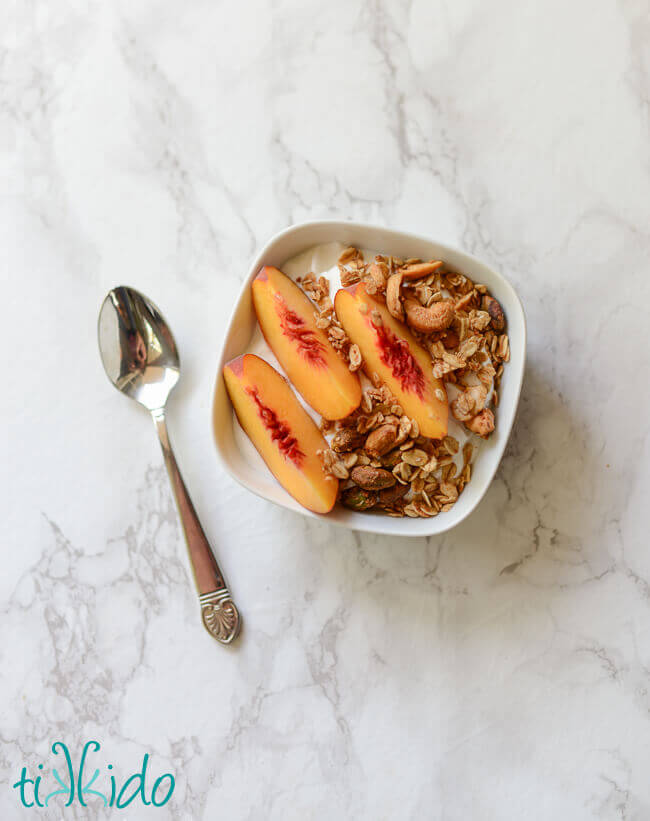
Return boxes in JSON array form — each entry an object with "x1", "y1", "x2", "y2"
[{"x1": 2, "y1": 0, "x2": 649, "y2": 817}]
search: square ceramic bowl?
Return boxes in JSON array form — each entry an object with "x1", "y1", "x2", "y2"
[{"x1": 213, "y1": 221, "x2": 526, "y2": 536}]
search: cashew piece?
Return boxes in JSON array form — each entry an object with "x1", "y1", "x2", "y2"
[
  {"x1": 386, "y1": 272, "x2": 404, "y2": 320},
  {"x1": 403, "y1": 298, "x2": 455, "y2": 334}
]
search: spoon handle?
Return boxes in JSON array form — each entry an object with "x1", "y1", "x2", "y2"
[{"x1": 151, "y1": 409, "x2": 241, "y2": 645}]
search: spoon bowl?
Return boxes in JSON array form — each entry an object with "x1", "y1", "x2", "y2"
[{"x1": 98, "y1": 286, "x2": 180, "y2": 411}]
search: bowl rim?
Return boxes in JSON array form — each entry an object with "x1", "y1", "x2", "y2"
[{"x1": 212, "y1": 219, "x2": 527, "y2": 537}]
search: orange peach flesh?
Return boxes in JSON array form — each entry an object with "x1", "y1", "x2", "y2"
[
  {"x1": 223, "y1": 353, "x2": 338, "y2": 514},
  {"x1": 252, "y1": 266, "x2": 361, "y2": 420},
  {"x1": 334, "y1": 283, "x2": 448, "y2": 439}
]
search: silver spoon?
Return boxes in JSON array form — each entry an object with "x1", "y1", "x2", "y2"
[{"x1": 98, "y1": 285, "x2": 241, "y2": 645}]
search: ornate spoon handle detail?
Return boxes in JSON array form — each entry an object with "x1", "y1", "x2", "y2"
[
  {"x1": 152, "y1": 409, "x2": 241, "y2": 644},
  {"x1": 199, "y1": 590, "x2": 240, "y2": 644}
]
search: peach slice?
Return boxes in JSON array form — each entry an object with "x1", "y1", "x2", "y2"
[
  {"x1": 223, "y1": 354, "x2": 338, "y2": 514},
  {"x1": 334, "y1": 283, "x2": 448, "y2": 439},
  {"x1": 252, "y1": 266, "x2": 361, "y2": 419}
]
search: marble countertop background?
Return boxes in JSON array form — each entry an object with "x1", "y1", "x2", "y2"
[{"x1": 2, "y1": 0, "x2": 649, "y2": 818}]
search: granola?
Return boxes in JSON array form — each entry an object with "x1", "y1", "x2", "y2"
[{"x1": 311, "y1": 245, "x2": 510, "y2": 517}]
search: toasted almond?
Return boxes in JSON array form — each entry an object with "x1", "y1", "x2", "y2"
[
  {"x1": 351, "y1": 466, "x2": 396, "y2": 490},
  {"x1": 331, "y1": 428, "x2": 365, "y2": 453},
  {"x1": 365, "y1": 424, "x2": 398, "y2": 458}
]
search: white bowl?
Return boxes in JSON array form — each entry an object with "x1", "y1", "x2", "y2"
[{"x1": 212, "y1": 221, "x2": 526, "y2": 537}]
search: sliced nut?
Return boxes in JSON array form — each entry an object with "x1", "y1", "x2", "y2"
[
  {"x1": 351, "y1": 466, "x2": 396, "y2": 490},
  {"x1": 386, "y1": 272, "x2": 404, "y2": 320},
  {"x1": 482, "y1": 295, "x2": 506, "y2": 331},
  {"x1": 341, "y1": 486, "x2": 377, "y2": 511},
  {"x1": 466, "y1": 408, "x2": 495, "y2": 438},
  {"x1": 331, "y1": 428, "x2": 365, "y2": 452},
  {"x1": 403, "y1": 299, "x2": 454, "y2": 334},
  {"x1": 365, "y1": 424, "x2": 398, "y2": 458},
  {"x1": 400, "y1": 261, "x2": 444, "y2": 280}
]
